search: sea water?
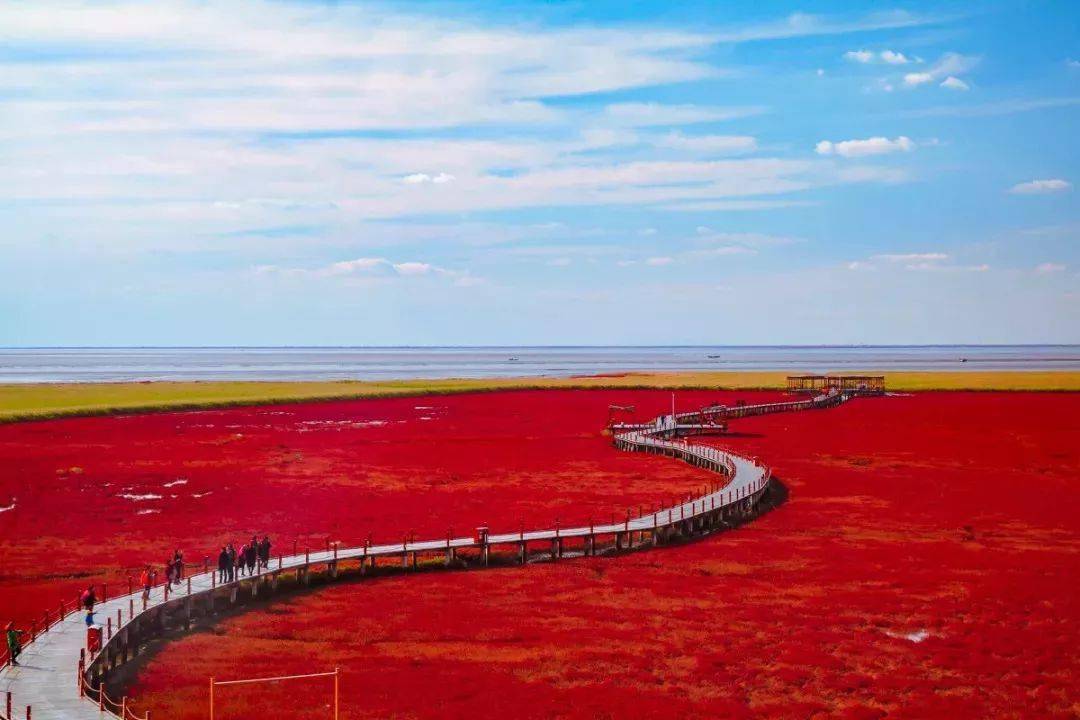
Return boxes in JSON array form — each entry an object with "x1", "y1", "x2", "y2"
[{"x1": 0, "y1": 346, "x2": 1077, "y2": 383}]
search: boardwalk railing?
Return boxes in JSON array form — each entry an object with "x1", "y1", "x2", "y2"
[{"x1": 0, "y1": 391, "x2": 855, "y2": 720}]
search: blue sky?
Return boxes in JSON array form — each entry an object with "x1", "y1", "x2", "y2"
[{"x1": 1, "y1": 0, "x2": 1077, "y2": 345}]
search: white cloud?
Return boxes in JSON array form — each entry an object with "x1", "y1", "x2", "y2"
[
  {"x1": 903, "y1": 52, "x2": 978, "y2": 87},
  {"x1": 940, "y1": 76, "x2": 970, "y2": 91},
  {"x1": 328, "y1": 258, "x2": 392, "y2": 276},
  {"x1": 844, "y1": 50, "x2": 875, "y2": 64},
  {"x1": 392, "y1": 261, "x2": 434, "y2": 275},
  {"x1": 403, "y1": 173, "x2": 456, "y2": 185},
  {"x1": 844, "y1": 49, "x2": 915, "y2": 65},
  {"x1": 1035, "y1": 262, "x2": 1066, "y2": 273},
  {"x1": 262, "y1": 257, "x2": 477, "y2": 284},
  {"x1": 645, "y1": 256, "x2": 674, "y2": 266},
  {"x1": 816, "y1": 68, "x2": 825, "y2": 76},
  {"x1": 1009, "y1": 179, "x2": 1072, "y2": 195},
  {"x1": 815, "y1": 136, "x2": 915, "y2": 158},
  {"x1": 880, "y1": 50, "x2": 914, "y2": 65},
  {"x1": 903, "y1": 72, "x2": 934, "y2": 86},
  {"x1": 656, "y1": 133, "x2": 757, "y2": 153},
  {"x1": 846, "y1": 261, "x2": 875, "y2": 271}
]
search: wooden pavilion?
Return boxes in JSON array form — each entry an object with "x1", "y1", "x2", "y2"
[{"x1": 786, "y1": 375, "x2": 885, "y2": 395}]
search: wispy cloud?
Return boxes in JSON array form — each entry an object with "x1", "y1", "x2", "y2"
[
  {"x1": 256, "y1": 257, "x2": 479, "y2": 286},
  {"x1": 939, "y1": 76, "x2": 970, "y2": 91},
  {"x1": 603, "y1": 103, "x2": 765, "y2": 127},
  {"x1": 713, "y1": 10, "x2": 943, "y2": 44},
  {"x1": 902, "y1": 52, "x2": 979, "y2": 88},
  {"x1": 1008, "y1": 179, "x2": 1072, "y2": 195},
  {"x1": 844, "y1": 49, "x2": 918, "y2": 65},
  {"x1": 655, "y1": 133, "x2": 757, "y2": 154},
  {"x1": 901, "y1": 96, "x2": 1080, "y2": 118}
]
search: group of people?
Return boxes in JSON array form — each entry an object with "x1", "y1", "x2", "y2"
[
  {"x1": 217, "y1": 536, "x2": 272, "y2": 583},
  {"x1": 5, "y1": 536, "x2": 275, "y2": 662}
]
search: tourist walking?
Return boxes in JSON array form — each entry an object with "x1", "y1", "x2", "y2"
[
  {"x1": 258, "y1": 535, "x2": 272, "y2": 570},
  {"x1": 246, "y1": 538, "x2": 257, "y2": 574},
  {"x1": 217, "y1": 546, "x2": 230, "y2": 583},
  {"x1": 236, "y1": 543, "x2": 247, "y2": 577},
  {"x1": 80, "y1": 584, "x2": 97, "y2": 612},
  {"x1": 5, "y1": 622, "x2": 24, "y2": 666},
  {"x1": 140, "y1": 565, "x2": 153, "y2": 602},
  {"x1": 173, "y1": 549, "x2": 185, "y2": 582},
  {"x1": 226, "y1": 543, "x2": 237, "y2": 581}
]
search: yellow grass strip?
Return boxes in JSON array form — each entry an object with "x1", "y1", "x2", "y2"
[{"x1": 0, "y1": 371, "x2": 1077, "y2": 423}]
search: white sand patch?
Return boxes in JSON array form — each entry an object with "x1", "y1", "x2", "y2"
[
  {"x1": 136, "y1": 509, "x2": 161, "y2": 515},
  {"x1": 0, "y1": 500, "x2": 15, "y2": 514},
  {"x1": 118, "y1": 493, "x2": 163, "y2": 501},
  {"x1": 192, "y1": 491, "x2": 213, "y2": 498},
  {"x1": 885, "y1": 629, "x2": 931, "y2": 643},
  {"x1": 163, "y1": 479, "x2": 188, "y2": 488}
]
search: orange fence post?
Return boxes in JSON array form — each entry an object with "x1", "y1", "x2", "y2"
[
  {"x1": 334, "y1": 668, "x2": 340, "y2": 720},
  {"x1": 209, "y1": 677, "x2": 214, "y2": 720}
]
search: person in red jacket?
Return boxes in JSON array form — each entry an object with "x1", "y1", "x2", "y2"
[
  {"x1": 80, "y1": 584, "x2": 97, "y2": 611},
  {"x1": 140, "y1": 566, "x2": 153, "y2": 602}
]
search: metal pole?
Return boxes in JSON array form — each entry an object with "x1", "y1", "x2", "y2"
[
  {"x1": 209, "y1": 678, "x2": 214, "y2": 720},
  {"x1": 334, "y1": 668, "x2": 340, "y2": 720}
]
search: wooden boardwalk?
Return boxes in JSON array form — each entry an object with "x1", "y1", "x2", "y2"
[{"x1": 0, "y1": 390, "x2": 856, "y2": 720}]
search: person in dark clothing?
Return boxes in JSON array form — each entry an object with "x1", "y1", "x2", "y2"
[
  {"x1": 80, "y1": 584, "x2": 97, "y2": 612},
  {"x1": 259, "y1": 536, "x2": 272, "y2": 570},
  {"x1": 236, "y1": 543, "x2": 247, "y2": 577},
  {"x1": 173, "y1": 549, "x2": 184, "y2": 583},
  {"x1": 6, "y1": 623, "x2": 25, "y2": 666},
  {"x1": 165, "y1": 557, "x2": 176, "y2": 586},
  {"x1": 245, "y1": 541, "x2": 257, "y2": 574},
  {"x1": 217, "y1": 546, "x2": 230, "y2": 583},
  {"x1": 226, "y1": 543, "x2": 237, "y2": 581}
]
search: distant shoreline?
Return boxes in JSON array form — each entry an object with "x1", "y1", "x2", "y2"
[{"x1": 2, "y1": 370, "x2": 1079, "y2": 424}]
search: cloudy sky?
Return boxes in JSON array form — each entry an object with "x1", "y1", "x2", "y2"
[{"x1": 1, "y1": 0, "x2": 1077, "y2": 345}]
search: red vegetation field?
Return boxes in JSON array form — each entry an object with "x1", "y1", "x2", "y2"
[
  {"x1": 2, "y1": 390, "x2": 1079, "y2": 718},
  {"x1": 0, "y1": 389, "x2": 785, "y2": 625}
]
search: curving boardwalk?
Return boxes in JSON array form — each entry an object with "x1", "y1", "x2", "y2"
[{"x1": 0, "y1": 390, "x2": 860, "y2": 720}]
